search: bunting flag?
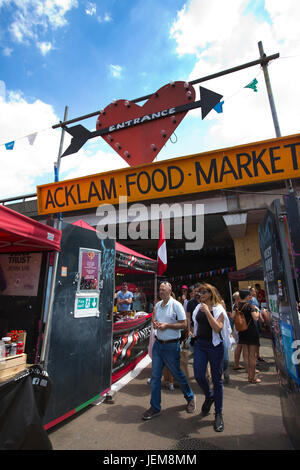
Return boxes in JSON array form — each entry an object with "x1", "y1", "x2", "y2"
[
  {"x1": 244, "y1": 78, "x2": 258, "y2": 92},
  {"x1": 1, "y1": 125, "x2": 52, "y2": 151},
  {"x1": 165, "y1": 266, "x2": 235, "y2": 282},
  {"x1": 213, "y1": 100, "x2": 224, "y2": 113},
  {"x1": 0, "y1": 73, "x2": 263, "y2": 152},
  {"x1": 5, "y1": 141, "x2": 15, "y2": 150},
  {"x1": 27, "y1": 133, "x2": 37, "y2": 145},
  {"x1": 157, "y1": 218, "x2": 167, "y2": 276}
]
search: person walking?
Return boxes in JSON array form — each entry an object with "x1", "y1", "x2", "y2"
[
  {"x1": 248, "y1": 286, "x2": 265, "y2": 364},
  {"x1": 229, "y1": 292, "x2": 244, "y2": 370},
  {"x1": 142, "y1": 281, "x2": 195, "y2": 420},
  {"x1": 233, "y1": 289, "x2": 261, "y2": 384},
  {"x1": 192, "y1": 283, "x2": 231, "y2": 432}
]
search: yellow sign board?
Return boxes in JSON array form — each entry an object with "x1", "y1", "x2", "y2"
[{"x1": 37, "y1": 133, "x2": 300, "y2": 215}]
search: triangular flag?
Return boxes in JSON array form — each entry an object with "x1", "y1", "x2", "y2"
[
  {"x1": 157, "y1": 218, "x2": 167, "y2": 276},
  {"x1": 5, "y1": 141, "x2": 15, "y2": 150},
  {"x1": 213, "y1": 100, "x2": 224, "y2": 113},
  {"x1": 27, "y1": 133, "x2": 37, "y2": 145},
  {"x1": 244, "y1": 78, "x2": 258, "y2": 92}
]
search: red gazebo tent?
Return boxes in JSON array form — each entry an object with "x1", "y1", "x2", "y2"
[
  {"x1": 0, "y1": 205, "x2": 61, "y2": 253},
  {"x1": 72, "y1": 219, "x2": 157, "y2": 274}
]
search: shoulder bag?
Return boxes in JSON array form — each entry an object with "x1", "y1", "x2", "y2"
[{"x1": 234, "y1": 303, "x2": 251, "y2": 332}]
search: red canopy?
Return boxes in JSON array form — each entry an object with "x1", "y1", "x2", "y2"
[
  {"x1": 72, "y1": 219, "x2": 157, "y2": 273},
  {"x1": 0, "y1": 205, "x2": 61, "y2": 253}
]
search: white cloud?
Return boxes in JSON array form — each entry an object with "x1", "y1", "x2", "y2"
[
  {"x1": 85, "y1": 2, "x2": 96, "y2": 16},
  {"x1": 2, "y1": 47, "x2": 13, "y2": 56},
  {"x1": 59, "y1": 147, "x2": 128, "y2": 182},
  {"x1": 0, "y1": 80, "x2": 6, "y2": 101},
  {"x1": 170, "y1": 0, "x2": 249, "y2": 56},
  {"x1": 169, "y1": 0, "x2": 300, "y2": 152},
  {"x1": 108, "y1": 64, "x2": 123, "y2": 79},
  {"x1": 103, "y1": 13, "x2": 112, "y2": 22},
  {"x1": 2, "y1": 0, "x2": 78, "y2": 46},
  {"x1": 37, "y1": 41, "x2": 53, "y2": 55},
  {"x1": 0, "y1": 89, "x2": 62, "y2": 198},
  {"x1": 97, "y1": 12, "x2": 112, "y2": 23},
  {"x1": 0, "y1": 82, "x2": 127, "y2": 199}
]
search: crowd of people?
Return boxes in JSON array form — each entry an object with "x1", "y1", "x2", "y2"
[{"x1": 142, "y1": 280, "x2": 269, "y2": 433}]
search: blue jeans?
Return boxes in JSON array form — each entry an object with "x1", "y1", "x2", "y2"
[
  {"x1": 193, "y1": 339, "x2": 224, "y2": 414},
  {"x1": 223, "y1": 346, "x2": 229, "y2": 372},
  {"x1": 150, "y1": 340, "x2": 194, "y2": 412}
]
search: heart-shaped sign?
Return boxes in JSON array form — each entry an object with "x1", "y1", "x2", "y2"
[{"x1": 96, "y1": 81, "x2": 196, "y2": 166}]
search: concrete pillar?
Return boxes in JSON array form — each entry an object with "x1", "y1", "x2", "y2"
[
  {"x1": 223, "y1": 213, "x2": 247, "y2": 239},
  {"x1": 223, "y1": 214, "x2": 262, "y2": 290}
]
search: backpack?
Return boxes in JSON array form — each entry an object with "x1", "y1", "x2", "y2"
[{"x1": 234, "y1": 303, "x2": 251, "y2": 332}]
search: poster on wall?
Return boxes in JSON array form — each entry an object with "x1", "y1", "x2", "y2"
[
  {"x1": 259, "y1": 200, "x2": 300, "y2": 381},
  {"x1": 74, "y1": 248, "x2": 101, "y2": 318},
  {"x1": 78, "y1": 247, "x2": 101, "y2": 292},
  {"x1": 283, "y1": 192, "x2": 300, "y2": 300},
  {"x1": 280, "y1": 321, "x2": 300, "y2": 386},
  {"x1": 0, "y1": 252, "x2": 42, "y2": 296}
]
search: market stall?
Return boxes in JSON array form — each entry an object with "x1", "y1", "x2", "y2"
[
  {"x1": 0, "y1": 207, "x2": 116, "y2": 436},
  {"x1": 228, "y1": 260, "x2": 264, "y2": 282},
  {"x1": 0, "y1": 205, "x2": 61, "y2": 449},
  {"x1": 0, "y1": 205, "x2": 61, "y2": 373},
  {"x1": 72, "y1": 220, "x2": 157, "y2": 384}
]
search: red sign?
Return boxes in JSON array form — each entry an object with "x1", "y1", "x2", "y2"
[{"x1": 96, "y1": 81, "x2": 196, "y2": 166}]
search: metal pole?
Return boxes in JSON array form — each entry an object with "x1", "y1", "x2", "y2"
[
  {"x1": 258, "y1": 41, "x2": 281, "y2": 138},
  {"x1": 55, "y1": 106, "x2": 69, "y2": 177},
  {"x1": 258, "y1": 41, "x2": 293, "y2": 191},
  {"x1": 40, "y1": 107, "x2": 68, "y2": 365},
  {"x1": 39, "y1": 250, "x2": 60, "y2": 365},
  {"x1": 154, "y1": 273, "x2": 158, "y2": 306},
  {"x1": 52, "y1": 52, "x2": 279, "y2": 130},
  {"x1": 54, "y1": 106, "x2": 69, "y2": 223}
]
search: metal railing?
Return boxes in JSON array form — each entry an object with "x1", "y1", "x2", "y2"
[{"x1": 0, "y1": 192, "x2": 37, "y2": 205}]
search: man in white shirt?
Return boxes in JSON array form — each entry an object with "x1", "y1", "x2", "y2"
[{"x1": 142, "y1": 281, "x2": 195, "y2": 420}]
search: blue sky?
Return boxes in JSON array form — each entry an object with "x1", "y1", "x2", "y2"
[{"x1": 0, "y1": 0, "x2": 300, "y2": 199}]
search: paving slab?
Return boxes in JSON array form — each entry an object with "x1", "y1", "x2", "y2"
[{"x1": 48, "y1": 338, "x2": 293, "y2": 451}]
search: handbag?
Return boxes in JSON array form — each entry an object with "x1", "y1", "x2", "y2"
[{"x1": 234, "y1": 303, "x2": 251, "y2": 332}]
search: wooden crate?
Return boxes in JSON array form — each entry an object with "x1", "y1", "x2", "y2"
[{"x1": 0, "y1": 353, "x2": 27, "y2": 380}]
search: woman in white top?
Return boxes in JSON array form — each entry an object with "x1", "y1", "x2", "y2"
[{"x1": 192, "y1": 283, "x2": 231, "y2": 433}]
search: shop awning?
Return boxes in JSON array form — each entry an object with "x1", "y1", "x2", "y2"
[
  {"x1": 0, "y1": 205, "x2": 61, "y2": 253},
  {"x1": 228, "y1": 259, "x2": 264, "y2": 281},
  {"x1": 72, "y1": 220, "x2": 157, "y2": 274}
]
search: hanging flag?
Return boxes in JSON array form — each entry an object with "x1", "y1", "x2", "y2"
[
  {"x1": 244, "y1": 78, "x2": 258, "y2": 92},
  {"x1": 157, "y1": 218, "x2": 167, "y2": 276},
  {"x1": 5, "y1": 141, "x2": 15, "y2": 150},
  {"x1": 213, "y1": 100, "x2": 224, "y2": 113},
  {"x1": 27, "y1": 133, "x2": 37, "y2": 145}
]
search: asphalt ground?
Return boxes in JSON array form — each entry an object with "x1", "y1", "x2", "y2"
[{"x1": 48, "y1": 337, "x2": 293, "y2": 451}]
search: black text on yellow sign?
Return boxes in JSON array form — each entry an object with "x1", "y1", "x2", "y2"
[{"x1": 37, "y1": 134, "x2": 300, "y2": 215}]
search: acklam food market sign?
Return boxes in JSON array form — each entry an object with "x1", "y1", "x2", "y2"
[{"x1": 37, "y1": 133, "x2": 300, "y2": 215}]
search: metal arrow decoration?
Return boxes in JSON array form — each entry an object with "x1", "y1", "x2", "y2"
[{"x1": 61, "y1": 84, "x2": 223, "y2": 166}]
